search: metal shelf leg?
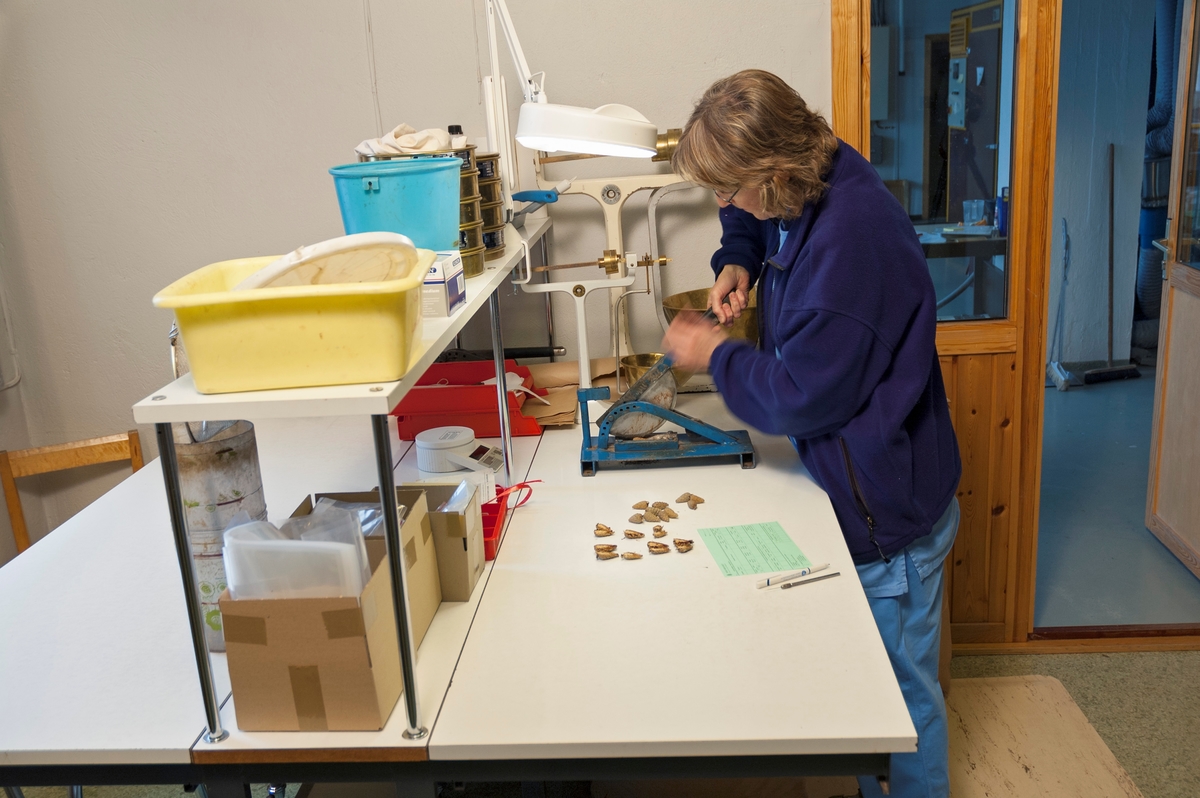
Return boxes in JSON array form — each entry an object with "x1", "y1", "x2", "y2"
[
  {"x1": 489, "y1": 291, "x2": 514, "y2": 487},
  {"x1": 539, "y1": 236, "x2": 554, "y2": 361},
  {"x1": 156, "y1": 423, "x2": 228, "y2": 744},
  {"x1": 371, "y1": 414, "x2": 427, "y2": 740}
]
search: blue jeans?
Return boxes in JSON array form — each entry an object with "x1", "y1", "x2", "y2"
[{"x1": 857, "y1": 499, "x2": 957, "y2": 798}]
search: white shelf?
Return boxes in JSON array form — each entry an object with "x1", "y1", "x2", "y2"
[{"x1": 132, "y1": 218, "x2": 550, "y2": 424}]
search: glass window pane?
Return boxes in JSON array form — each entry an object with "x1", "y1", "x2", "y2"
[{"x1": 870, "y1": 0, "x2": 1016, "y2": 320}]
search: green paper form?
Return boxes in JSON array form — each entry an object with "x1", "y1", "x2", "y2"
[{"x1": 697, "y1": 521, "x2": 812, "y2": 577}]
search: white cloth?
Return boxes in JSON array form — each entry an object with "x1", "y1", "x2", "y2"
[{"x1": 354, "y1": 123, "x2": 453, "y2": 158}]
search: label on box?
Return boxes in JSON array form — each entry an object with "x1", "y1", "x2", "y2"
[{"x1": 423, "y1": 252, "x2": 466, "y2": 317}]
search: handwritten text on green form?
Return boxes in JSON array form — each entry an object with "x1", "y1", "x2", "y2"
[{"x1": 697, "y1": 521, "x2": 812, "y2": 577}]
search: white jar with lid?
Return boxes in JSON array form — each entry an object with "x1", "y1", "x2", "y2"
[{"x1": 414, "y1": 426, "x2": 477, "y2": 472}]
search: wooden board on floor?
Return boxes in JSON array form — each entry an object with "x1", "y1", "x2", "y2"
[{"x1": 947, "y1": 675, "x2": 1143, "y2": 797}]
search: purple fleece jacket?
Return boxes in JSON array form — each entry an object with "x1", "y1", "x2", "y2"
[{"x1": 708, "y1": 141, "x2": 961, "y2": 564}]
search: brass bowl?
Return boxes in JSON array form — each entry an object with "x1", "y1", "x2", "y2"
[
  {"x1": 662, "y1": 288, "x2": 759, "y2": 346},
  {"x1": 620, "y1": 353, "x2": 693, "y2": 391}
]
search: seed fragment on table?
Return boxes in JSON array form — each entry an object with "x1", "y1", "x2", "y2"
[
  {"x1": 647, "y1": 541, "x2": 670, "y2": 554},
  {"x1": 673, "y1": 538, "x2": 694, "y2": 553},
  {"x1": 624, "y1": 529, "x2": 645, "y2": 539},
  {"x1": 632, "y1": 500, "x2": 649, "y2": 510},
  {"x1": 651, "y1": 501, "x2": 669, "y2": 510},
  {"x1": 663, "y1": 507, "x2": 679, "y2": 519},
  {"x1": 594, "y1": 525, "x2": 614, "y2": 537},
  {"x1": 597, "y1": 550, "x2": 619, "y2": 560},
  {"x1": 676, "y1": 492, "x2": 692, "y2": 503},
  {"x1": 652, "y1": 525, "x2": 666, "y2": 538},
  {"x1": 629, "y1": 513, "x2": 644, "y2": 524},
  {"x1": 594, "y1": 543, "x2": 617, "y2": 552},
  {"x1": 621, "y1": 552, "x2": 643, "y2": 560},
  {"x1": 687, "y1": 499, "x2": 699, "y2": 510},
  {"x1": 690, "y1": 494, "x2": 705, "y2": 504},
  {"x1": 643, "y1": 508, "x2": 661, "y2": 522}
]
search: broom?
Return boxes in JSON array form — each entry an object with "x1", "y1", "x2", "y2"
[
  {"x1": 1047, "y1": 218, "x2": 1073, "y2": 391},
  {"x1": 1083, "y1": 143, "x2": 1140, "y2": 384}
]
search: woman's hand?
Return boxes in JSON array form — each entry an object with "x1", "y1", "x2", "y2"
[
  {"x1": 662, "y1": 310, "x2": 729, "y2": 372},
  {"x1": 709, "y1": 264, "x2": 751, "y2": 325}
]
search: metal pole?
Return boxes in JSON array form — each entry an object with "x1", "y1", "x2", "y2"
[
  {"x1": 539, "y1": 236, "x2": 554, "y2": 361},
  {"x1": 1107, "y1": 142, "x2": 1116, "y2": 368},
  {"x1": 155, "y1": 423, "x2": 228, "y2": 744},
  {"x1": 370, "y1": 415, "x2": 426, "y2": 740},
  {"x1": 489, "y1": 292, "x2": 514, "y2": 487}
]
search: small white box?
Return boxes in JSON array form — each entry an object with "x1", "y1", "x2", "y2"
[{"x1": 422, "y1": 252, "x2": 466, "y2": 318}]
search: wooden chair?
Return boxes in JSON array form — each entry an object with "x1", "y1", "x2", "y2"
[{"x1": 1, "y1": 431, "x2": 144, "y2": 554}]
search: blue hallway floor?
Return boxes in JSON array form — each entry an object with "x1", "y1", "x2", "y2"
[{"x1": 1035, "y1": 367, "x2": 1200, "y2": 627}]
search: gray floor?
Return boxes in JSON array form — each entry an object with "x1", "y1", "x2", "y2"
[{"x1": 1035, "y1": 367, "x2": 1200, "y2": 627}]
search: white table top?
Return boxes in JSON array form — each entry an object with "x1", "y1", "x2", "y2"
[
  {"x1": 428, "y1": 394, "x2": 916, "y2": 761},
  {"x1": 131, "y1": 218, "x2": 550, "y2": 424},
  {"x1": 0, "y1": 464, "x2": 225, "y2": 766}
]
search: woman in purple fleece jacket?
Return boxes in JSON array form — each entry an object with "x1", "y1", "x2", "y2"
[{"x1": 663, "y1": 70, "x2": 962, "y2": 797}]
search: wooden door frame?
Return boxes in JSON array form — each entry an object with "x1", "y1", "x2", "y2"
[
  {"x1": 831, "y1": 0, "x2": 1063, "y2": 645},
  {"x1": 831, "y1": 0, "x2": 873, "y2": 156}
]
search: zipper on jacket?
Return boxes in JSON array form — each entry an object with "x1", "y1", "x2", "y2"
[{"x1": 838, "y1": 437, "x2": 891, "y2": 564}]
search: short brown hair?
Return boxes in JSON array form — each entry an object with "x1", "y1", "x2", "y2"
[{"x1": 672, "y1": 70, "x2": 839, "y2": 219}]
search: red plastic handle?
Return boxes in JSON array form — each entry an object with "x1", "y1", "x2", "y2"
[{"x1": 490, "y1": 480, "x2": 540, "y2": 508}]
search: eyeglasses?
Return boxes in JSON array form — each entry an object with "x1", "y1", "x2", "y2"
[{"x1": 714, "y1": 186, "x2": 740, "y2": 204}]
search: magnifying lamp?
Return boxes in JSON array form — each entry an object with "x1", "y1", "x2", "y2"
[
  {"x1": 483, "y1": 0, "x2": 680, "y2": 411},
  {"x1": 483, "y1": 0, "x2": 663, "y2": 183},
  {"x1": 516, "y1": 103, "x2": 659, "y2": 158}
]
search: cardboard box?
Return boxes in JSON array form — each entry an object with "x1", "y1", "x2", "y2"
[
  {"x1": 403, "y1": 481, "x2": 484, "y2": 601},
  {"x1": 422, "y1": 251, "x2": 465, "y2": 318},
  {"x1": 412, "y1": 469, "x2": 496, "y2": 503},
  {"x1": 314, "y1": 489, "x2": 442, "y2": 649},
  {"x1": 218, "y1": 488, "x2": 441, "y2": 731}
]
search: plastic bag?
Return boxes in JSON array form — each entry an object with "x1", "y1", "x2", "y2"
[
  {"x1": 222, "y1": 537, "x2": 364, "y2": 600},
  {"x1": 437, "y1": 480, "x2": 475, "y2": 514},
  {"x1": 312, "y1": 494, "x2": 386, "y2": 537},
  {"x1": 281, "y1": 507, "x2": 371, "y2": 587}
]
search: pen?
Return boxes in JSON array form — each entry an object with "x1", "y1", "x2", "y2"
[
  {"x1": 780, "y1": 570, "x2": 840, "y2": 590},
  {"x1": 756, "y1": 563, "x2": 829, "y2": 589}
]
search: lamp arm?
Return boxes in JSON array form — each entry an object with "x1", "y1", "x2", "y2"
[{"x1": 490, "y1": 0, "x2": 545, "y2": 104}]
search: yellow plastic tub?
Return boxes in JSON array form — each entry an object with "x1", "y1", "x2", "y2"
[{"x1": 155, "y1": 250, "x2": 435, "y2": 394}]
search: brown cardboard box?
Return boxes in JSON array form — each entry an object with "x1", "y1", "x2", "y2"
[
  {"x1": 403, "y1": 481, "x2": 484, "y2": 601},
  {"x1": 314, "y1": 489, "x2": 442, "y2": 650},
  {"x1": 218, "y1": 488, "x2": 441, "y2": 731}
]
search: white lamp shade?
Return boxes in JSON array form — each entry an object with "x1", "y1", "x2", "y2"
[{"x1": 516, "y1": 102, "x2": 658, "y2": 158}]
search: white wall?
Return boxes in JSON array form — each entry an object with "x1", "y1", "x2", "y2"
[
  {"x1": 1046, "y1": 0, "x2": 1154, "y2": 367},
  {"x1": 0, "y1": 0, "x2": 832, "y2": 564}
]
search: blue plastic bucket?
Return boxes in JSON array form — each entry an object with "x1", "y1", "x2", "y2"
[{"x1": 329, "y1": 159, "x2": 462, "y2": 251}]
